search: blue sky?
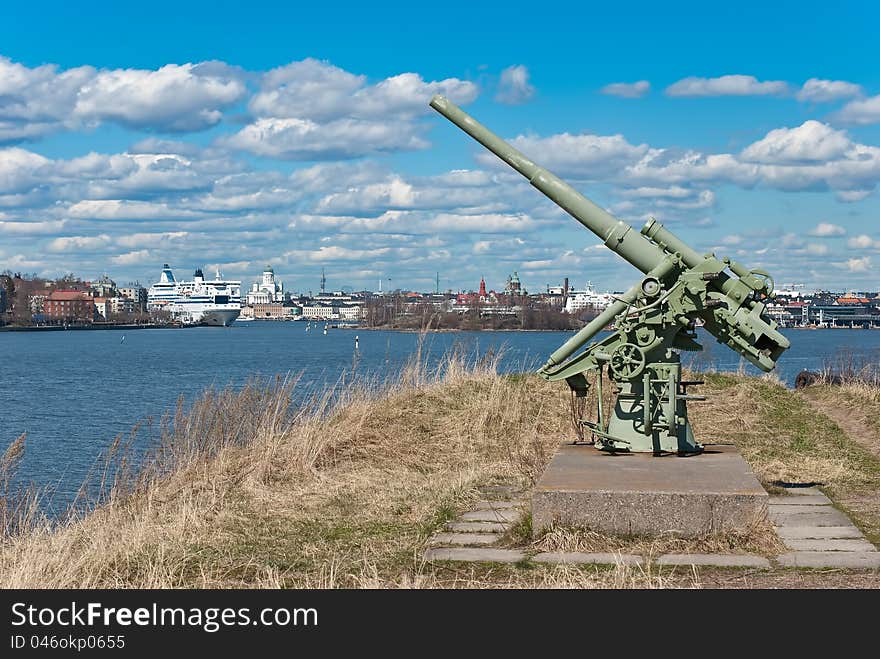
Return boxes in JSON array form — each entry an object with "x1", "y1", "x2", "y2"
[{"x1": 1, "y1": 0, "x2": 879, "y2": 294}]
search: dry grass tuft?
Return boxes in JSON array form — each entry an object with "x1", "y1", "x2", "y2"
[{"x1": 532, "y1": 515, "x2": 785, "y2": 558}]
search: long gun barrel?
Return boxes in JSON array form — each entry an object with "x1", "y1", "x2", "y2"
[
  {"x1": 430, "y1": 94, "x2": 790, "y2": 374},
  {"x1": 429, "y1": 95, "x2": 667, "y2": 275}
]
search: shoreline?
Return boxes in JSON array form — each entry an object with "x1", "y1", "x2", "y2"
[{"x1": 0, "y1": 323, "x2": 199, "y2": 332}]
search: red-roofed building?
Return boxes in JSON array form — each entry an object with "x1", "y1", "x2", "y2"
[
  {"x1": 46, "y1": 290, "x2": 96, "y2": 323},
  {"x1": 836, "y1": 297, "x2": 871, "y2": 305}
]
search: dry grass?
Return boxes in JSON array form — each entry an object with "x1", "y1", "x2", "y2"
[
  {"x1": 532, "y1": 516, "x2": 785, "y2": 558},
  {"x1": 0, "y1": 345, "x2": 582, "y2": 588},
  {"x1": 3, "y1": 343, "x2": 879, "y2": 589}
]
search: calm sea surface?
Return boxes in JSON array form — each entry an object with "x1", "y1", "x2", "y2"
[{"x1": 3, "y1": 323, "x2": 880, "y2": 510}]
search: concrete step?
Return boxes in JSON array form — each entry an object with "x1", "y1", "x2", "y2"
[
  {"x1": 782, "y1": 538, "x2": 876, "y2": 552},
  {"x1": 461, "y1": 509, "x2": 521, "y2": 523},
  {"x1": 532, "y1": 552, "x2": 642, "y2": 566},
  {"x1": 776, "y1": 552, "x2": 880, "y2": 569},
  {"x1": 770, "y1": 508, "x2": 852, "y2": 526},
  {"x1": 655, "y1": 553, "x2": 771, "y2": 568},
  {"x1": 430, "y1": 532, "x2": 500, "y2": 546},
  {"x1": 423, "y1": 548, "x2": 526, "y2": 563},
  {"x1": 775, "y1": 526, "x2": 864, "y2": 540},
  {"x1": 447, "y1": 521, "x2": 509, "y2": 533}
]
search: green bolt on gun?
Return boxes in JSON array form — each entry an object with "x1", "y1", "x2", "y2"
[{"x1": 430, "y1": 95, "x2": 790, "y2": 454}]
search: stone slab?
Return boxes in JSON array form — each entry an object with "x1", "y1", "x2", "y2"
[
  {"x1": 447, "y1": 521, "x2": 509, "y2": 533},
  {"x1": 532, "y1": 444, "x2": 767, "y2": 537},
  {"x1": 430, "y1": 532, "x2": 500, "y2": 546},
  {"x1": 461, "y1": 509, "x2": 521, "y2": 523},
  {"x1": 655, "y1": 553, "x2": 771, "y2": 568},
  {"x1": 531, "y1": 552, "x2": 643, "y2": 566},
  {"x1": 423, "y1": 548, "x2": 526, "y2": 563},
  {"x1": 775, "y1": 526, "x2": 865, "y2": 540},
  {"x1": 776, "y1": 552, "x2": 880, "y2": 569},
  {"x1": 783, "y1": 538, "x2": 877, "y2": 552},
  {"x1": 770, "y1": 508, "x2": 852, "y2": 527},
  {"x1": 473, "y1": 500, "x2": 522, "y2": 510},
  {"x1": 768, "y1": 495, "x2": 831, "y2": 506}
]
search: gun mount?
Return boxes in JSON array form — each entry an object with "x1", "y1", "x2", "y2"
[{"x1": 430, "y1": 95, "x2": 790, "y2": 454}]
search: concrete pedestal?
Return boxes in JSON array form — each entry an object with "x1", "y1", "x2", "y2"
[{"x1": 532, "y1": 443, "x2": 767, "y2": 538}]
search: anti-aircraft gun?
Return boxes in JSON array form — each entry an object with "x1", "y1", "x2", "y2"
[{"x1": 430, "y1": 95, "x2": 790, "y2": 454}]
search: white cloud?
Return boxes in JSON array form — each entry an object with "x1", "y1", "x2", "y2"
[
  {"x1": 836, "y1": 94, "x2": 880, "y2": 126},
  {"x1": 809, "y1": 222, "x2": 845, "y2": 236},
  {"x1": 47, "y1": 234, "x2": 112, "y2": 252},
  {"x1": 601, "y1": 81, "x2": 650, "y2": 98},
  {"x1": 847, "y1": 235, "x2": 880, "y2": 249},
  {"x1": 666, "y1": 75, "x2": 789, "y2": 97},
  {"x1": 231, "y1": 59, "x2": 478, "y2": 159},
  {"x1": 835, "y1": 256, "x2": 872, "y2": 272},
  {"x1": 740, "y1": 121, "x2": 851, "y2": 164},
  {"x1": 110, "y1": 249, "x2": 153, "y2": 265},
  {"x1": 0, "y1": 219, "x2": 68, "y2": 235},
  {"x1": 67, "y1": 200, "x2": 204, "y2": 221},
  {"x1": 797, "y1": 78, "x2": 862, "y2": 103},
  {"x1": 835, "y1": 189, "x2": 873, "y2": 202},
  {"x1": 250, "y1": 59, "x2": 476, "y2": 121},
  {"x1": 222, "y1": 117, "x2": 428, "y2": 160},
  {"x1": 495, "y1": 65, "x2": 535, "y2": 105},
  {"x1": 800, "y1": 243, "x2": 829, "y2": 256},
  {"x1": 73, "y1": 62, "x2": 246, "y2": 132},
  {"x1": 116, "y1": 231, "x2": 189, "y2": 249},
  {"x1": 0, "y1": 57, "x2": 246, "y2": 140},
  {"x1": 623, "y1": 122, "x2": 880, "y2": 197}
]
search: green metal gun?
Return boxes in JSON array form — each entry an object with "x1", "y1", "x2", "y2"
[{"x1": 430, "y1": 95, "x2": 790, "y2": 454}]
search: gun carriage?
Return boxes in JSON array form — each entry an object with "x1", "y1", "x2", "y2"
[{"x1": 430, "y1": 95, "x2": 790, "y2": 454}]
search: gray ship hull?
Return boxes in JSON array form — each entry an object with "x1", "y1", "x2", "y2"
[{"x1": 200, "y1": 309, "x2": 241, "y2": 327}]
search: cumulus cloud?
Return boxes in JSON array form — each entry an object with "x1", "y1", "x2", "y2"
[
  {"x1": 835, "y1": 94, "x2": 880, "y2": 126},
  {"x1": 601, "y1": 81, "x2": 650, "y2": 98},
  {"x1": 797, "y1": 78, "x2": 862, "y2": 103},
  {"x1": 666, "y1": 75, "x2": 788, "y2": 97},
  {"x1": 847, "y1": 234, "x2": 880, "y2": 249},
  {"x1": 0, "y1": 57, "x2": 246, "y2": 141},
  {"x1": 66, "y1": 200, "x2": 204, "y2": 221},
  {"x1": 229, "y1": 59, "x2": 478, "y2": 159},
  {"x1": 739, "y1": 121, "x2": 851, "y2": 164},
  {"x1": 0, "y1": 219, "x2": 68, "y2": 235},
  {"x1": 222, "y1": 117, "x2": 428, "y2": 160},
  {"x1": 249, "y1": 60, "x2": 476, "y2": 120},
  {"x1": 495, "y1": 65, "x2": 535, "y2": 105},
  {"x1": 47, "y1": 234, "x2": 112, "y2": 252},
  {"x1": 835, "y1": 256, "x2": 872, "y2": 272},
  {"x1": 809, "y1": 222, "x2": 846, "y2": 236},
  {"x1": 110, "y1": 249, "x2": 153, "y2": 265}
]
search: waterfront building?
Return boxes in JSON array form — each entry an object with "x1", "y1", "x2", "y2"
[
  {"x1": 46, "y1": 290, "x2": 95, "y2": 323},
  {"x1": 118, "y1": 285, "x2": 147, "y2": 312},
  {"x1": 110, "y1": 296, "x2": 136, "y2": 316},
  {"x1": 93, "y1": 297, "x2": 110, "y2": 320},
  {"x1": 246, "y1": 265, "x2": 286, "y2": 305}
]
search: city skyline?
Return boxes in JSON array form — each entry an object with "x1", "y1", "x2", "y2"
[{"x1": 1, "y1": 1, "x2": 879, "y2": 292}]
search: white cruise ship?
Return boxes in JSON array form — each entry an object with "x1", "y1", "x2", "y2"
[
  {"x1": 147, "y1": 264, "x2": 241, "y2": 326},
  {"x1": 564, "y1": 281, "x2": 615, "y2": 314}
]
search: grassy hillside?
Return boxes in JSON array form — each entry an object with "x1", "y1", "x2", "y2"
[{"x1": 2, "y1": 351, "x2": 879, "y2": 588}]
